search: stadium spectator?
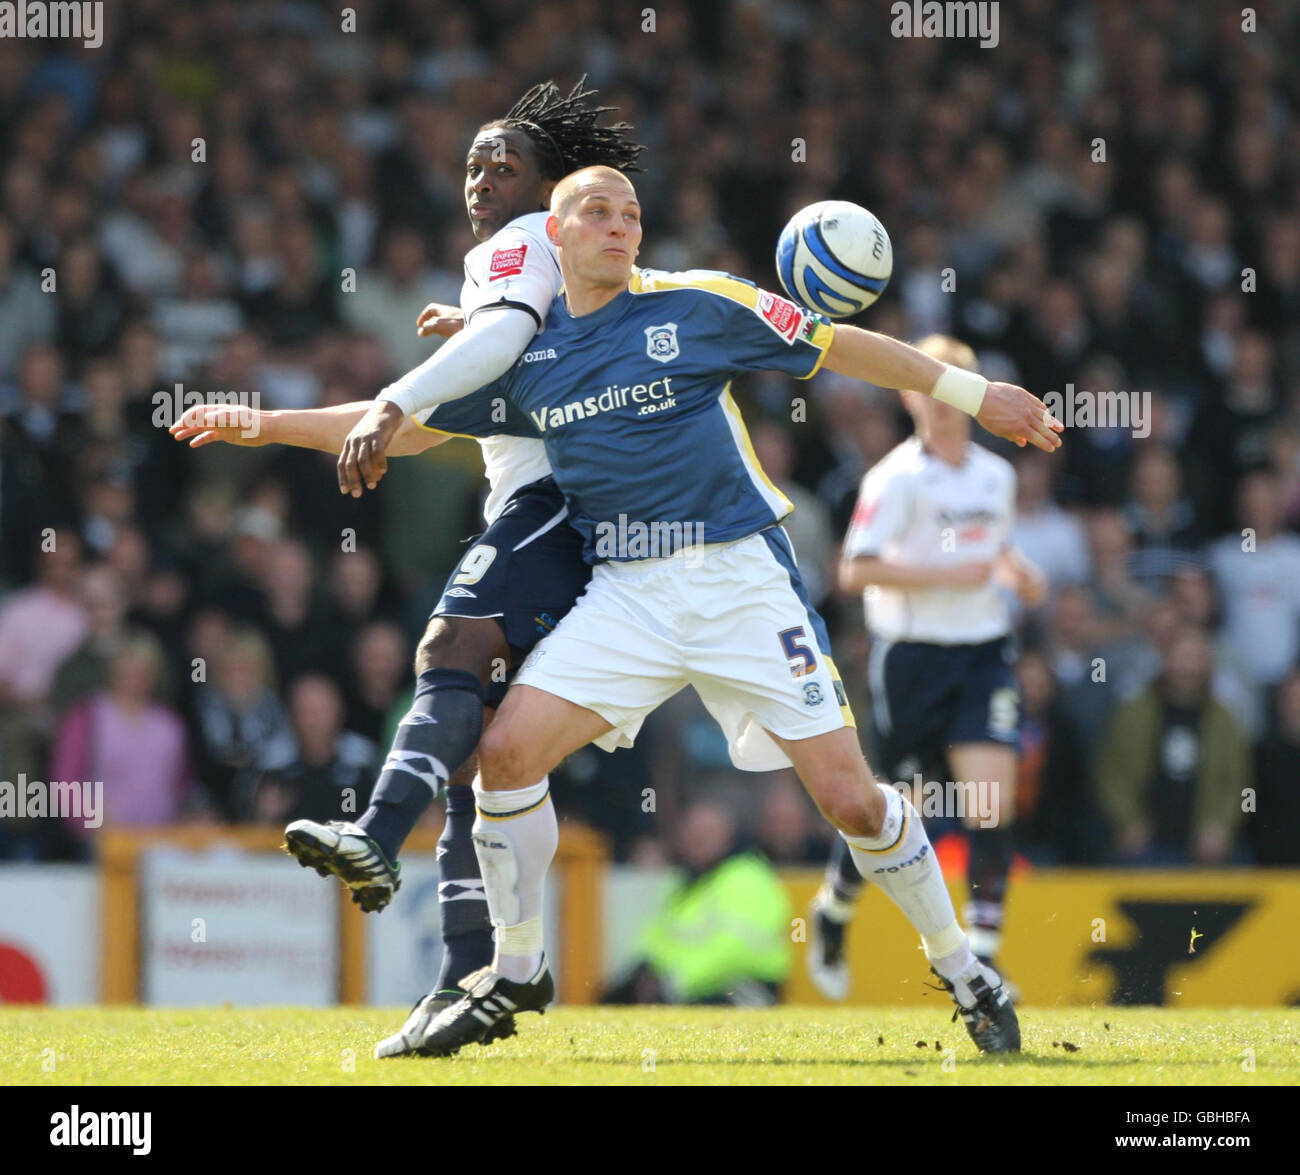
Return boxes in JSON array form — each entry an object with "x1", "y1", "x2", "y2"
[
  {"x1": 252, "y1": 674, "x2": 375, "y2": 826},
  {"x1": 601, "y1": 800, "x2": 792, "y2": 1006},
  {"x1": 0, "y1": 214, "x2": 55, "y2": 379},
  {"x1": 191, "y1": 627, "x2": 296, "y2": 820},
  {"x1": 1166, "y1": 565, "x2": 1263, "y2": 739},
  {"x1": 49, "y1": 630, "x2": 198, "y2": 832},
  {"x1": 1096, "y1": 627, "x2": 1251, "y2": 866},
  {"x1": 50, "y1": 563, "x2": 130, "y2": 714},
  {"x1": 1122, "y1": 446, "x2": 1202, "y2": 588},
  {"x1": 0, "y1": 534, "x2": 89, "y2": 783},
  {"x1": 340, "y1": 224, "x2": 459, "y2": 374},
  {"x1": 1009, "y1": 449, "x2": 1091, "y2": 593},
  {"x1": 753, "y1": 773, "x2": 831, "y2": 867},
  {"x1": 345, "y1": 620, "x2": 411, "y2": 745},
  {"x1": 1205, "y1": 470, "x2": 1300, "y2": 691},
  {"x1": 1251, "y1": 672, "x2": 1300, "y2": 867},
  {"x1": 1013, "y1": 648, "x2": 1107, "y2": 865}
]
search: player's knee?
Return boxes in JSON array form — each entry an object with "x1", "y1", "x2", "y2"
[
  {"x1": 414, "y1": 617, "x2": 505, "y2": 680},
  {"x1": 817, "y1": 775, "x2": 887, "y2": 838},
  {"x1": 475, "y1": 720, "x2": 529, "y2": 790}
]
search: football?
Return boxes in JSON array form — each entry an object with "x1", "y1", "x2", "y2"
[{"x1": 775, "y1": 199, "x2": 893, "y2": 318}]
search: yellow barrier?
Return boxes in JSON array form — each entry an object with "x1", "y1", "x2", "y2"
[
  {"x1": 100, "y1": 823, "x2": 609, "y2": 1005},
  {"x1": 781, "y1": 870, "x2": 1300, "y2": 1006}
]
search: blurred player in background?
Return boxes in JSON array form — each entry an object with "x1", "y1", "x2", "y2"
[
  {"x1": 174, "y1": 81, "x2": 642, "y2": 1046},
  {"x1": 808, "y1": 335, "x2": 1046, "y2": 1000}
]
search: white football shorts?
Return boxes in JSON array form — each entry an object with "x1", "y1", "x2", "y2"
[{"x1": 513, "y1": 527, "x2": 855, "y2": 770}]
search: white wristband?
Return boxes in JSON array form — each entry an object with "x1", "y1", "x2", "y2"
[{"x1": 931, "y1": 365, "x2": 988, "y2": 416}]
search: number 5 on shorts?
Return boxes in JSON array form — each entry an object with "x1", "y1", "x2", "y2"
[
  {"x1": 779, "y1": 626, "x2": 817, "y2": 678},
  {"x1": 453, "y1": 544, "x2": 498, "y2": 585}
]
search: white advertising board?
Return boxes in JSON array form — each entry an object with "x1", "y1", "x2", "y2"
[
  {"x1": 140, "y1": 848, "x2": 336, "y2": 1006},
  {"x1": 0, "y1": 865, "x2": 99, "y2": 1004}
]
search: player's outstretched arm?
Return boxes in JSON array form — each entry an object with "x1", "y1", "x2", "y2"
[
  {"x1": 821, "y1": 326, "x2": 1063, "y2": 452},
  {"x1": 169, "y1": 402, "x2": 446, "y2": 457},
  {"x1": 338, "y1": 306, "x2": 539, "y2": 495}
]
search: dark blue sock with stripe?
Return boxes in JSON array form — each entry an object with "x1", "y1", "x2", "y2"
[
  {"x1": 434, "y1": 780, "x2": 494, "y2": 994},
  {"x1": 357, "y1": 668, "x2": 485, "y2": 863}
]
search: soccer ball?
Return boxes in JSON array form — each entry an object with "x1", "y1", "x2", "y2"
[{"x1": 775, "y1": 200, "x2": 893, "y2": 318}]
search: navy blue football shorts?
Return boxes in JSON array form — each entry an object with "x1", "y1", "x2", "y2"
[
  {"x1": 865, "y1": 635, "x2": 1020, "y2": 782},
  {"x1": 431, "y1": 477, "x2": 591, "y2": 708}
]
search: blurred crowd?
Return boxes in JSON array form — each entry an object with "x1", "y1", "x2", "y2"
[{"x1": 1, "y1": 0, "x2": 1299, "y2": 868}]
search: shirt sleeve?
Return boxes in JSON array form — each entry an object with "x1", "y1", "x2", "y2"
[
  {"x1": 843, "y1": 467, "x2": 911, "y2": 559},
  {"x1": 713, "y1": 283, "x2": 836, "y2": 379},
  {"x1": 461, "y1": 222, "x2": 562, "y2": 329},
  {"x1": 413, "y1": 383, "x2": 541, "y2": 440}
]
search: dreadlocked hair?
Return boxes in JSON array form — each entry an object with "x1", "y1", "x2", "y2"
[{"x1": 486, "y1": 75, "x2": 645, "y2": 179}]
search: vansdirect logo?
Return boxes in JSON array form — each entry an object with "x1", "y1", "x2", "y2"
[{"x1": 528, "y1": 377, "x2": 675, "y2": 431}]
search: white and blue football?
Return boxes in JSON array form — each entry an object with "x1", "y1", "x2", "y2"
[{"x1": 775, "y1": 200, "x2": 893, "y2": 318}]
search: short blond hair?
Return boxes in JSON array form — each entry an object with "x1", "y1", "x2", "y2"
[{"x1": 550, "y1": 165, "x2": 637, "y2": 218}]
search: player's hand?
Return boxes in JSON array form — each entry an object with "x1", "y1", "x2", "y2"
[
  {"x1": 995, "y1": 548, "x2": 1049, "y2": 607},
  {"x1": 416, "y1": 302, "x2": 465, "y2": 338},
  {"x1": 168, "y1": 403, "x2": 269, "y2": 448},
  {"x1": 976, "y1": 382, "x2": 1063, "y2": 452},
  {"x1": 945, "y1": 560, "x2": 995, "y2": 587},
  {"x1": 338, "y1": 399, "x2": 405, "y2": 497}
]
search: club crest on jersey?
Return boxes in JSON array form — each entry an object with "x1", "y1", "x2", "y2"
[
  {"x1": 644, "y1": 323, "x2": 680, "y2": 364},
  {"x1": 757, "y1": 290, "x2": 804, "y2": 343},
  {"x1": 803, "y1": 681, "x2": 825, "y2": 707},
  {"x1": 489, "y1": 244, "x2": 527, "y2": 281}
]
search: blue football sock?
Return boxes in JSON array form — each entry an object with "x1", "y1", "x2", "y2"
[
  {"x1": 433, "y1": 781, "x2": 494, "y2": 993},
  {"x1": 357, "y1": 668, "x2": 485, "y2": 862}
]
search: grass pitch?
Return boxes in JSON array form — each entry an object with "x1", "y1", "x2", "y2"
[{"x1": 2, "y1": 1006, "x2": 1297, "y2": 1086}]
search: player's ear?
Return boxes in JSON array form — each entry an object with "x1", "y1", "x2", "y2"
[
  {"x1": 546, "y1": 214, "x2": 560, "y2": 245},
  {"x1": 538, "y1": 179, "x2": 556, "y2": 209}
]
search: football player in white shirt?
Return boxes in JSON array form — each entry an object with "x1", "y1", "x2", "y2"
[
  {"x1": 807, "y1": 336, "x2": 1047, "y2": 1000},
  {"x1": 171, "y1": 80, "x2": 642, "y2": 1050}
]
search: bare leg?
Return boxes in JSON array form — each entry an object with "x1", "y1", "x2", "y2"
[{"x1": 767, "y1": 726, "x2": 975, "y2": 979}]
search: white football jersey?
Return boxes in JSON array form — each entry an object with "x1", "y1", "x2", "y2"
[
  {"x1": 460, "y1": 211, "x2": 560, "y2": 523},
  {"x1": 843, "y1": 437, "x2": 1016, "y2": 644}
]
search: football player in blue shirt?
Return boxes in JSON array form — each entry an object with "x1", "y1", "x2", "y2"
[{"x1": 372, "y1": 166, "x2": 1061, "y2": 1056}]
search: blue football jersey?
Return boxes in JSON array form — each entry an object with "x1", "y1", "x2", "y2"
[{"x1": 416, "y1": 267, "x2": 836, "y2": 562}]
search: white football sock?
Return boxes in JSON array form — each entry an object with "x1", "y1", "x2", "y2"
[
  {"x1": 472, "y1": 776, "x2": 556, "y2": 983},
  {"x1": 843, "y1": 784, "x2": 977, "y2": 980}
]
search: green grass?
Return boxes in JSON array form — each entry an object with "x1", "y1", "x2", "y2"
[{"x1": 2, "y1": 1007, "x2": 1297, "y2": 1085}]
